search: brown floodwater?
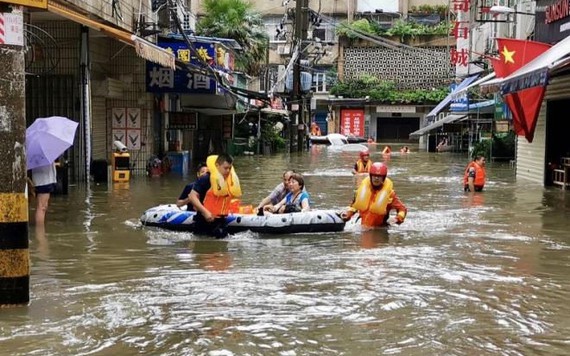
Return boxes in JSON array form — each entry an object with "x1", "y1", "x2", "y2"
[{"x1": 2, "y1": 144, "x2": 570, "y2": 355}]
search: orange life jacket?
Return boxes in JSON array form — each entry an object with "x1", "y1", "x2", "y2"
[
  {"x1": 203, "y1": 190, "x2": 233, "y2": 216},
  {"x1": 352, "y1": 177, "x2": 400, "y2": 227},
  {"x1": 202, "y1": 155, "x2": 242, "y2": 216},
  {"x1": 356, "y1": 159, "x2": 372, "y2": 173},
  {"x1": 463, "y1": 161, "x2": 486, "y2": 187}
]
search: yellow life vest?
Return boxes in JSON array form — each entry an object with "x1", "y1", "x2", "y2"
[
  {"x1": 206, "y1": 155, "x2": 242, "y2": 198},
  {"x1": 352, "y1": 177, "x2": 393, "y2": 215}
]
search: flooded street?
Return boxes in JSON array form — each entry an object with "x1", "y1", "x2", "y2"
[{"x1": 3, "y1": 145, "x2": 570, "y2": 355}]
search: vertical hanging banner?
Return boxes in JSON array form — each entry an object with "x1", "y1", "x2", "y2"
[
  {"x1": 449, "y1": 0, "x2": 472, "y2": 74},
  {"x1": 340, "y1": 109, "x2": 365, "y2": 137}
]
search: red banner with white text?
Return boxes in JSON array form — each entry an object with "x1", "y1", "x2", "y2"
[{"x1": 340, "y1": 109, "x2": 365, "y2": 137}]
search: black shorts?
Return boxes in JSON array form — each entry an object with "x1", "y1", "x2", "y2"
[{"x1": 35, "y1": 183, "x2": 56, "y2": 194}]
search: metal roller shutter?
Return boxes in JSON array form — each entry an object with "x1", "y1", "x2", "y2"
[{"x1": 516, "y1": 74, "x2": 570, "y2": 184}]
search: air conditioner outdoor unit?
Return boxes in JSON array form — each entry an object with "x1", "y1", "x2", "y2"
[{"x1": 277, "y1": 45, "x2": 290, "y2": 55}]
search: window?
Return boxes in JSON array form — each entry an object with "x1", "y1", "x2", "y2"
[{"x1": 313, "y1": 72, "x2": 327, "y2": 93}]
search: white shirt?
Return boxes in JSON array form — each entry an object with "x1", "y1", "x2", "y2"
[{"x1": 32, "y1": 163, "x2": 57, "y2": 187}]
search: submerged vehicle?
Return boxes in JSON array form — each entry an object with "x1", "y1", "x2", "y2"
[
  {"x1": 140, "y1": 204, "x2": 346, "y2": 234},
  {"x1": 310, "y1": 133, "x2": 368, "y2": 145}
]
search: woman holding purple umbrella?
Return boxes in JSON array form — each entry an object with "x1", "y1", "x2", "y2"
[{"x1": 31, "y1": 162, "x2": 57, "y2": 225}]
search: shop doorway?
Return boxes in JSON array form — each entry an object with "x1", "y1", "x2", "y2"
[
  {"x1": 376, "y1": 117, "x2": 419, "y2": 141},
  {"x1": 545, "y1": 99, "x2": 570, "y2": 185}
]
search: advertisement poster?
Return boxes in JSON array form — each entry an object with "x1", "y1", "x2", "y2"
[{"x1": 340, "y1": 109, "x2": 364, "y2": 137}]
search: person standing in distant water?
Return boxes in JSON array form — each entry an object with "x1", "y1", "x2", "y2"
[
  {"x1": 352, "y1": 149, "x2": 372, "y2": 174},
  {"x1": 310, "y1": 122, "x2": 322, "y2": 136},
  {"x1": 464, "y1": 156, "x2": 486, "y2": 192},
  {"x1": 176, "y1": 163, "x2": 209, "y2": 210},
  {"x1": 31, "y1": 162, "x2": 57, "y2": 225}
]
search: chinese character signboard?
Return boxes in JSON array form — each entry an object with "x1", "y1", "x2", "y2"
[
  {"x1": 168, "y1": 112, "x2": 197, "y2": 129},
  {"x1": 340, "y1": 109, "x2": 365, "y2": 137},
  {"x1": 0, "y1": 12, "x2": 23, "y2": 46},
  {"x1": 146, "y1": 39, "x2": 234, "y2": 94},
  {"x1": 450, "y1": 0, "x2": 472, "y2": 70}
]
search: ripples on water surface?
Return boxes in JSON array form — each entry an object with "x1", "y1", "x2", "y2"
[{"x1": 2, "y1": 147, "x2": 570, "y2": 355}]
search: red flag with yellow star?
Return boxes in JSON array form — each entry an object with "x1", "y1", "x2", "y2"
[{"x1": 490, "y1": 38, "x2": 552, "y2": 142}]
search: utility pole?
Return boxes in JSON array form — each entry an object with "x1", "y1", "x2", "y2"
[
  {"x1": 292, "y1": 0, "x2": 309, "y2": 152},
  {"x1": 0, "y1": 4, "x2": 29, "y2": 306}
]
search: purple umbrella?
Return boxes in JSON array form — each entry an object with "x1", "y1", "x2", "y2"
[{"x1": 26, "y1": 116, "x2": 79, "y2": 170}]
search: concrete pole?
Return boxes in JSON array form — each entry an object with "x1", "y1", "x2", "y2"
[
  {"x1": 0, "y1": 11, "x2": 30, "y2": 306},
  {"x1": 293, "y1": 0, "x2": 308, "y2": 152}
]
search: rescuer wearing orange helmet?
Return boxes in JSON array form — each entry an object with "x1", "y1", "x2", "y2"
[
  {"x1": 352, "y1": 149, "x2": 372, "y2": 174},
  {"x1": 341, "y1": 162, "x2": 407, "y2": 227}
]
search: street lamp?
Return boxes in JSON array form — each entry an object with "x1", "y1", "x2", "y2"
[
  {"x1": 489, "y1": 5, "x2": 536, "y2": 17},
  {"x1": 489, "y1": 5, "x2": 535, "y2": 38}
]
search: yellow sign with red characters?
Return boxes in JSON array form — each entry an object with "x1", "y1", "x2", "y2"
[{"x1": 0, "y1": 0, "x2": 47, "y2": 9}]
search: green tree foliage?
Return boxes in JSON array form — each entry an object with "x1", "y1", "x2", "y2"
[
  {"x1": 329, "y1": 74, "x2": 449, "y2": 104},
  {"x1": 336, "y1": 18, "x2": 452, "y2": 40},
  {"x1": 196, "y1": 0, "x2": 268, "y2": 76},
  {"x1": 471, "y1": 131, "x2": 516, "y2": 160}
]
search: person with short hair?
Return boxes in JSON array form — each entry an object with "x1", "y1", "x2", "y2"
[
  {"x1": 31, "y1": 162, "x2": 57, "y2": 226},
  {"x1": 255, "y1": 170, "x2": 296, "y2": 213},
  {"x1": 189, "y1": 154, "x2": 241, "y2": 238},
  {"x1": 176, "y1": 163, "x2": 209, "y2": 210},
  {"x1": 266, "y1": 173, "x2": 310, "y2": 214}
]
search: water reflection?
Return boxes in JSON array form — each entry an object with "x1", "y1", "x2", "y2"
[
  {"x1": 188, "y1": 240, "x2": 233, "y2": 271},
  {"x1": 359, "y1": 228, "x2": 390, "y2": 248},
  {"x1": 4, "y1": 148, "x2": 570, "y2": 354}
]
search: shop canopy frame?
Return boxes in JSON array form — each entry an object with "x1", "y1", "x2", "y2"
[
  {"x1": 425, "y1": 74, "x2": 480, "y2": 120},
  {"x1": 409, "y1": 114, "x2": 467, "y2": 137}
]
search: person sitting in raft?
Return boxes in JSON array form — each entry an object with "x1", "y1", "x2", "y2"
[
  {"x1": 189, "y1": 154, "x2": 242, "y2": 238},
  {"x1": 255, "y1": 170, "x2": 296, "y2": 214},
  {"x1": 340, "y1": 162, "x2": 407, "y2": 227},
  {"x1": 400, "y1": 146, "x2": 410, "y2": 154},
  {"x1": 367, "y1": 137, "x2": 376, "y2": 144},
  {"x1": 464, "y1": 155, "x2": 486, "y2": 192},
  {"x1": 265, "y1": 173, "x2": 310, "y2": 214},
  {"x1": 381, "y1": 145, "x2": 392, "y2": 155},
  {"x1": 352, "y1": 149, "x2": 372, "y2": 175},
  {"x1": 176, "y1": 162, "x2": 209, "y2": 210}
]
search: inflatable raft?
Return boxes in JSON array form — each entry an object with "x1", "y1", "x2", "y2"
[{"x1": 140, "y1": 204, "x2": 346, "y2": 234}]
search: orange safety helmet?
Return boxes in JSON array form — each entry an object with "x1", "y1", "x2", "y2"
[
  {"x1": 359, "y1": 149, "x2": 370, "y2": 159},
  {"x1": 369, "y1": 162, "x2": 388, "y2": 176}
]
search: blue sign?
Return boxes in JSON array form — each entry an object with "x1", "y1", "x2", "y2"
[{"x1": 146, "y1": 40, "x2": 231, "y2": 94}]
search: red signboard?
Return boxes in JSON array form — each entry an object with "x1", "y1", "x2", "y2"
[{"x1": 340, "y1": 109, "x2": 364, "y2": 137}]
